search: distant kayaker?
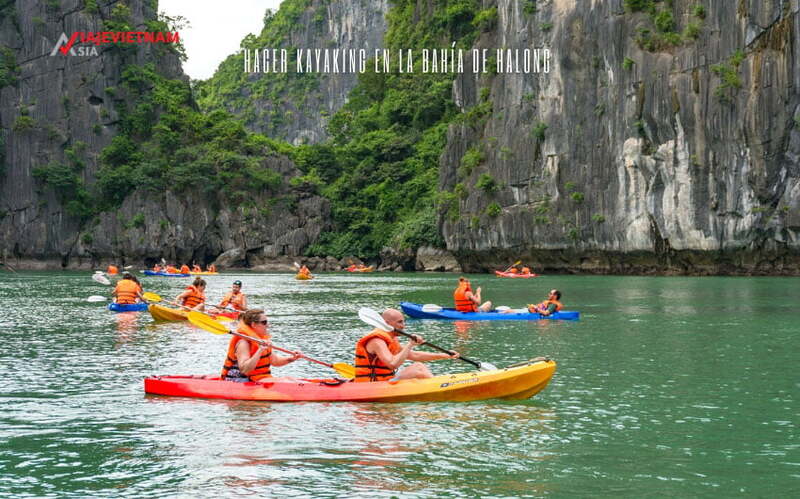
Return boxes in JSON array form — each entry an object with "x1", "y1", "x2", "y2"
[
  {"x1": 453, "y1": 277, "x2": 492, "y2": 312},
  {"x1": 107, "y1": 265, "x2": 119, "y2": 275},
  {"x1": 176, "y1": 277, "x2": 206, "y2": 311},
  {"x1": 192, "y1": 264, "x2": 202, "y2": 273},
  {"x1": 221, "y1": 308, "x2": 301, "y2": 382},
  {"x1": 207, "y1": 263, "x2": 217, "y2": 273},
  {"x1": 112, "y1": 272, "x2": 143, "y2": 304},
  {"x1": 180, "y1": 264, "x2": 190, "y2": 274},
  {"x1": 521, "y1": 266, "x2": 532, "y2": 275},
  {"x1": 354, "y1": 308, "x2": 459, "y2": 382},
  {"x1": 298, "y1": 265, "x2": 312, "y2": 278},
  {"x1": 152, "y1": 263, "x2": 162, "y2": 272},
  {"x1": 165, "y1": 265, "x2": 179, "y2": 274},
  {"x1": 528, "y1": 289, "x2": 563, "y2": 316},
  {"x1": 218, "y1": 280, "x2": 247, "y2": 312}
]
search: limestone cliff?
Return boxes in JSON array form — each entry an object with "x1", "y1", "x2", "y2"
[
  {"x1": 197, "y1": 0, "x2": 389, "y2": 145},
  {"x1": 0, "y1": 0, "x2": 328, "y2": 269},
  {"x1": 440, "y1": 0, "x2": 800, "y2": 274}
]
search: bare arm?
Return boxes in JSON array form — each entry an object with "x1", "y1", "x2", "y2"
[
  {"x1": 234, "y1": 339, "x2": 269, "y2": 375},
  {"x1": 408, "y1": 350, "x2": 457, "y2": 362},
  {"x1": 366, "y1": 338, "x2": 417, "y2": 370}
]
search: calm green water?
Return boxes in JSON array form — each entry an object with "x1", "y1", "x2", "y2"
[{"x1": 0, "y1": 271, "x2": 797, "y2": 497}]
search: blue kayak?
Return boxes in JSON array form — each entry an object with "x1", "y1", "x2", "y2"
[
  {"x1": 400, "y1": 302, "x2": 580, "y2": 321},
  {"x1": 142, "y1": 270, "x2": 190, "y2": 277},
  {"x1": 108, "y1": 302, "x2": 149, "y2": 312}
]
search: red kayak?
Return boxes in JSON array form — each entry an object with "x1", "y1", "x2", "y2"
[{"x1": 494, "y1": 271, "x2": 538, "y2": 278}]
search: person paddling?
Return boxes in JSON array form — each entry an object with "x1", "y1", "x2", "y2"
[
  {"x1": 520, "y1": 266, "x2": 532, "y2": 275},
  {"x1": 218, "y1": 280, "x2": 247, "y2": 312},
  {"x1": 180, "y1": 264, "x2": 190, "y2": 274},
  {"x1": 220, "y1": 309, "x2": 302, "y2": 382},
  {"x1": 176, "y1": 277, "x2": 207, "y2": 311},
  {"x1": 354, "y1": 308, "x2": 459, "y2": 382},
  {"x1": 528, "y1": 289, "x2": 563, "y2": 316},
  {"x1": 453, "y1": 277, "x2": 492, "y2": 312},
  {"x1": 152, "y1": 263, "x2": 162, "y2": 272},
  {"x1": 112, "y1": 272, "x2": 143, "y2": 304},
  {"x1": 107, "y1": 264, "x2": 119, "y2": 275},
  {"x1": 192, "y1": 264, "x2": 202, "y2": 273},
  {"x1": 207, "y1": 263, "x2": 217, "y2": 273},
  {"x1": 298, "y1": 265, "x2": 312, "y2": 278}
]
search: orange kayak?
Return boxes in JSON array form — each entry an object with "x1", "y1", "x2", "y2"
[{"x1": 143, "y1": 359, "x2": 556, "y2": 402}]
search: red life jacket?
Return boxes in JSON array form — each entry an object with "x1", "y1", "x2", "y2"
[
  {"x1": 453, "y1": 282, "x2": 477, "y2": 312},
  {"x1": 180, "y1": 285, "x2": 205, "y2": 308},
  {"x1": 354, "y1": 329, "x2": 401, "y2": 382},
  {"x1": 220, "y1": 323, "x2": 272, "y2": 381}
]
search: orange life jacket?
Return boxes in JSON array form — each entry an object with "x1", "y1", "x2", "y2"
[
  {"x1": 180, "y1": 285, "x2": 205, "y2": 308},
  {"x1": 192, "y1": 265, "x2": 201, "y2": 272},
  {"x1": 220, "y1": 322, "x2": 271, "y2": 381},
  {"x1": 114, "y1": 279, "x2": 140, "y2": 304},
  {"x1": 509, "y1": 268, "x2": 519, "y2": 274},
  {"x1": 166, "y1": 266, "x2": 178, "y2": 273},
  {"x1": 521, "y1": 267, "x2": 531, "y2": 274},
  {"x1": 153, "y1": 264, "x2": 161, "y2": 272},
  {"x1": 180, "y1": 264, "x2": 190, "y2": 274},
  {"x1": 354, "y1": 329, "x2": 401, "y2": 382},
  {"x1": 453, "y1": 282, "x2": 477, "y2": 312},
  {"x1": 107, "y1": 265, "x2": 118, "y2": 275},
  {"x1": 220, "y1": 291, "x2": 246, "y2": 311},
  {"x1": 528, "y1": 299, "x2": 562, "y2": 313}
]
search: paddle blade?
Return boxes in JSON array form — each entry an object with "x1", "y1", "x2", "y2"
[
  {"x1": 421, "y1": 304, "x2": 443, "y2": 313},
  {"x1": 293, "y1": 261, "x2": 301, "y2": 269},
  {"x1": 494, "y1": 306, "x2": 510, "y2": 312},
  {"x1": 142, "y1": 291, "x2": 162, "y2": 302},
  {"x1": 87, "y1": 295, "x2": 107, "y2": 302},
  {"x1": 357, "y1": 307, "x2": 393, "y2": 332},
  {"x1": 332, "y1": 362, "x2": 356, "y2": 379},
  {"x1": 187, "y1": 311, "x2": 230, "y2": 335},
  {"x1": 214, "y1": 315, "x2": 234, "y2": 323},
  {"x1": 479, "y1": 362, "x2": 498, "y2": 371},
  {"x1": 92, "y1": 273, "x2": 111, "y2": 286}
]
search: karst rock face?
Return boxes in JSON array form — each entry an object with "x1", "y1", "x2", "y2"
[
  {"x1": 0, "y1": 0, "x2": 328, "y2": 269},
  {"x1": 439, "y1": 0, "x2": 799, "y2": 275}
]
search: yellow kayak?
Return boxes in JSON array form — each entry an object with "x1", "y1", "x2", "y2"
[
  {"x1": 189, "y1": 271, "x2": 219, "y2": 275},
  {"x1": 295, "y1": 273, "x2": 313, "y2": 280},
  {"x1": 148, "y1": 303, "x2": 188, "y2": 321}
]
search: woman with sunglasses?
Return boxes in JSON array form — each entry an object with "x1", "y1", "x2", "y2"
[{"x1": 220, "y1": 309, "x2": 302, "y2": 382}]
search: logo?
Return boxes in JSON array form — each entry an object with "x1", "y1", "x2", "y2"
[{"x1": 50, "y1": 31, "x2": 180, "y2": 57}]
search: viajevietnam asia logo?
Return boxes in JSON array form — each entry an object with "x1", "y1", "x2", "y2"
[{"x1": 50, "y1": 30, "x2": 180, "y2": 56}]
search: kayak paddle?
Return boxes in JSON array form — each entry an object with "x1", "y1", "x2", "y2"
[
  {"x1": 502, "y1": 260, "x2": 522, "y2": 273},
  {"x1": 186, "y1": 312, "x2": 356, "y2": 379},
  {"x1": 87, "y1": 295, "x2": 107, "y2": 302},
  {"x1": 143, "y1": 292, "x2": 234, "y2": 322},
  {"x1": 357, "y1": 307, "x2": 497, "y2": 371},
  {"x1": 92, "y1": 272, "x2": 111, "y2": 286}
]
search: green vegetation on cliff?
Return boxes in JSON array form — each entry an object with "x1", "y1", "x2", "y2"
[{"x1": 296, "y1": 0, "x2": 483, "y2": 258}]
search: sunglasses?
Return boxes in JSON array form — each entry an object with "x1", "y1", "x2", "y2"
[{"x1": 255, "y1": 319, "x2": 268, "y2": 325}]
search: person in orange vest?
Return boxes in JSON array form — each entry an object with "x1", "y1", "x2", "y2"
[
  {"x1": 220, "y1": 309, "x2": 301, "y2": 381},
  {"x1": 207, "y1": 263, "x2": 217, "y2": 273},
  {"x1": 152, "y1": 263, "x2": 162, "y2": 272},
  {"x1": 528, "y1": 289, "x2": 563, "y2": 316},
  {"x1": 508, "y1": 267, "x2": 519, "y2": 274},
  {"x1": 353, "y1": 309, "x2": 459, "y2": 382},
  {"x1": 520, "y1": 266, "x2": 532, "y2": 275},
  {"x1": 112, "y1": 272, "x2": 143, "y2": 304},
  {"x1": 176, "y1": 277, "x2": 207, "y2": 311},
  {"x1": 165, "y1": 265, "x2": 178, "y2": 274},
  {"x1": 179, "y1": 263, "x2": 190, "y2": 274},
  {"x1": 298, "y1": 265, "x2": 312, "y2": 278},
  {"x1": 218, "y1": 280, "x2": 247, "y2": 311},
  {"x1": 192, "y1": 264, "x2": 202, "y2": 273},
  {"x1": 453, "y1": 277, "x2": 492, "y2": 312},
  {"x1": 107, "y1": 265, "x2": 119, "y2": 275}
]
